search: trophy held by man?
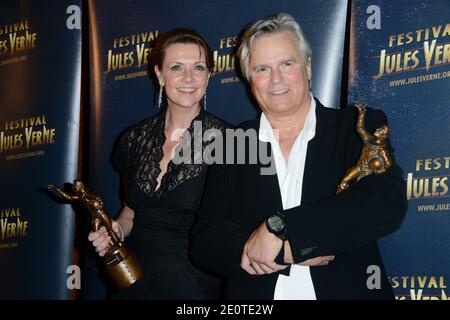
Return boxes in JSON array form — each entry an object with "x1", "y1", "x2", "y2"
[{"x1": 337, "y1": 102, "x2": 392, "y2": 195}]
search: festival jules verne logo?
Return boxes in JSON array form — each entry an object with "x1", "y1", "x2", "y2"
[
  {"x1": 390, "y1": 275, "x2": 448, "y2": 300},
  {"x1": 105, "y1": 29, "x2": 158, "y2": 81},
  {"x1": 0, "y1": 19, "x2": 37, "y2": 66},
  {"x1": 406, "y1": 156, "x2": 449, "y2": 203},
  {"x1": 0, "y1": 115, "x2": 56, "y2": 160},
  {"x1": 0, "y1": 207, "x2": 29, "y2": 249},
  {"x1": 374, "y1": 23, "x2": 450, "y2": 80},
  {"x1": 213, "y1": 34, "x2": 239, "y2": 84},
  {"x1": 405, "y1": 156, "x2": 450, "y2": 216}
]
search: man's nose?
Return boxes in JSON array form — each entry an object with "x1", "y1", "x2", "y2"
[{"x1": 270, "y1": 67, "x2": 282, "y2": 84}]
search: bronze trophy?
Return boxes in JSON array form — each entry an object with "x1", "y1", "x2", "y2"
[
  {"x1": 48, "y1": 180, "x2": 142, "y2": 290},
  {"x1": 336, "y1": 103, "x2": 392, "y2": 194}
]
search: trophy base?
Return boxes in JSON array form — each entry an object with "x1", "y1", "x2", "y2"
[{"x1": 104, "y1": 246, "x2": 143, "y2": 290}]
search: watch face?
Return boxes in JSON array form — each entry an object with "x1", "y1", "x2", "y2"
[{"x1": 268, "y1": 215, "x2": 285, "y2": 232}]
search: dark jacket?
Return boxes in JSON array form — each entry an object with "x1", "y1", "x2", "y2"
[{"x1": 190, "y1": 99, "x2": 407, "y2": 299}]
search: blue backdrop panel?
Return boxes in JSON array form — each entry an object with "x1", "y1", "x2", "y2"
[
  {"x1": 0, "y1": 0, "x2": 81, "y2": 299},
  {"x1": 349, "y1": 0, "x2": 449, "y2": 300},
  {"x1": 86, "y1": 0, "x2": 348, "y2": 298}
]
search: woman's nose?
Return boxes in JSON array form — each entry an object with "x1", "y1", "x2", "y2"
[{"x1": 182, "y1": 69, "x2": 193, "y2": 82}]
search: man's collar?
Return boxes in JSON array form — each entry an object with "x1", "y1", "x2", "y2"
[{"x1": 259, "y1": 92, "x2": 317, "y2": 143}]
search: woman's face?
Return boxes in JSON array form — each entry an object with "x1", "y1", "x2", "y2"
[{"x1": 155, "y1": 43, "x2": 210, "y2": 111}]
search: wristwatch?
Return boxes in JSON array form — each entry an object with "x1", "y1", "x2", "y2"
[{"x1": 266, "y1": 211, "x2": 287, "y2": 241}]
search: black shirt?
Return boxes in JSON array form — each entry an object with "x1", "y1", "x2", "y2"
[{"x1": 111, "y1": 108, "x2": 229, "y2": 299}]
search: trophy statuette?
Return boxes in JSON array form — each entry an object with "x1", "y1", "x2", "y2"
[
  {"x1": 336, "y1": 102, "x2": 392, "y2": 194},
  {"x1": 48, "y1": 180, "x2": 142, "y2": 290}
]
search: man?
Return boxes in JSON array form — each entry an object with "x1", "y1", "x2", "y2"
[{"x1": 190, "y1": 13, "x2": 407, "y2": 299}]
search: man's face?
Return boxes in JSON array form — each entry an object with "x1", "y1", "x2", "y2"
[{"x1": 248, "y1": 31, "x2": 311, "y2": 118}]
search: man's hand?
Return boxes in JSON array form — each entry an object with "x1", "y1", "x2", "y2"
[{"x1": 241, "y1": 222, "x2": 288, "y2": 275}]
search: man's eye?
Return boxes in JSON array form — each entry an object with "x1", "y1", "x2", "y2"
[{"x1": 256, "y1": 67, "x2": 266, "y2": 73}]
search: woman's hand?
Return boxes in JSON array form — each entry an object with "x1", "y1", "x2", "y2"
[{"x1": 88, "y1": 221, "x2": 122, "y2": 257}]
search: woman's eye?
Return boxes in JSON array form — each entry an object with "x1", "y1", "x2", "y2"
[
  {"x1": 171, "y1": 65, "x2": 181, "y2": 71},
  {"x1": 194, "y1": 65, "x2": 206, "y2": 71}
]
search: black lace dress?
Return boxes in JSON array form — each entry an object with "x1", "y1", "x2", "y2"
[{"x1": 110, "y1": 108, "x2": 229, "y2": 299}]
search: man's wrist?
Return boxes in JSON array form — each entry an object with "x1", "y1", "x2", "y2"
[{"x1": 266, "y1": 211, "x2": 288, "y2": 241}]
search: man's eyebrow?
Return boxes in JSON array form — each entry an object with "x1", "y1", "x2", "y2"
[
  {"x1": 252, "y1": 63, "x2": 269, "y2": 69},
  {"x1": 280, "y1": 57, "x2": 297, "y2": 63}
]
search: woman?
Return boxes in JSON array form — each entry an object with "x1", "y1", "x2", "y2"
[{"x1": 88, "y1": 28, "x2": 229, "y2": 299}]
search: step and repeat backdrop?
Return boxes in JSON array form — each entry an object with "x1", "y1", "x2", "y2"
[
  {"x1": 0, "y1": 0, "x2": 82, "y2": 299},
  {"x1": 349, "y1": 0, "x2": 449, "y2": 300},
  {"x1": 0, "y1": 0, "x2": 448, "y2": 300}
]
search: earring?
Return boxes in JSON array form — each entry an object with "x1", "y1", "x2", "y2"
[
  {"x1": 203, "y1": 91, "x2": 207, "y2": 110},
  {"x1": 158, "y1": 85, "x2": 163, "y2": 109}
]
